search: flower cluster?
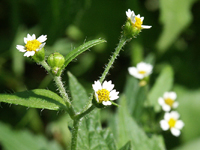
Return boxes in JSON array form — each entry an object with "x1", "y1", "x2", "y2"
[
  {"x1": 128, "y1": 62, "x2": 153, "y2": 86},
  {"x1": 158, "y1": 92, "x2": 184, "y2": 136},
  {"x1": 16, "y1": 34, "x2": 47, "y2": 57},
  {"x1": 123, "y1": 9, "x2": 151, "y2": 38},
  {"x1": 92, "y1": 80, "x2": 119, "y2": 107}
]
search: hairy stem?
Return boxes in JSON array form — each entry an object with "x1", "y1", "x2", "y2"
[
  {"x1": 71, "y1": 119, "x2": 80, "y2": 150},
  {"x1": 39, "y1": 60, "x2": 75, "y2": 117},
  {"x1": 100, "y1": 36, "x2": 127, "y2": 83},
  {"x1": 54, "y1": 76, "x2": 75, "y2": 117}
]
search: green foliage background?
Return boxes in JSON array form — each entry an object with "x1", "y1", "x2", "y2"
[{"x1": 0, "y1": 0, "x2": 200, "y2": 149}]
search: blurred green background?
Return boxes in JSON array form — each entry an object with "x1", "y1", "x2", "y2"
[{"x1": 0, "y1": 0, "x2": 200, "y2": 149}]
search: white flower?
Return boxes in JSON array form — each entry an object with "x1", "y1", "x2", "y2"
[
  {"x1": 92, "y1": 80, "x2": 119, "y2": 106},
  {"x1": 158, "y1": 92, "x2": 179, "y2": 112},
  {"x1": 16, "y1": 34, "x2": 47, "y2": 57},
  {"x1": 126, "y1": 9, "x2": 152, "y2": 29},
  {"x1": 160, "y1": 111, "x2": 184, "y2": 137},
  {"x1": 128, "y1": 62, "x2": 153, "y2": 79}
]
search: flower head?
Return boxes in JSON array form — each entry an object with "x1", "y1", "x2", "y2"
[
  {"x1": 16, "y1": 34, "x2": 47, "y2": 57},
  {"x1": 92, "y1": 80, "x2": 119, "y2": 106},
  {"x1": 160, "y1": 111, "x2": 184, "y2": 137},
  {"x1": 126, "y1": 9, "x2": 152, "y2": 30},
  {"x1": 158, "y1": 92, "x2": 179, "y2": 112},
  {"x1": 128, "y1": 62, "x2": 153, "y2": 79}
]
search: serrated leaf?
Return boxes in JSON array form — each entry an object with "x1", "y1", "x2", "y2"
[
  {"x1": 68, "y1": 71, "x2": 89, "y2": 113},
  {"x1": 0, "y1": 89, "x2": 66, "y2": 110},
  {"x1": 58, "y1": 39, "x2": 106, "y2": 75},
  {"x1": 110, "y1": 95, "x2": 165, "y2": 150},
  {"x1": 148, "y1": 65, "x2": 174, "y2": 112},
  {"x1": 157, "y1": 0, "x2": 197, "y2": 52},
  {"x1": 77, "y1": 109, "x2": 104, "y2": 150},
  {"x1": 100, "y1": 129, "x2": 117, "y2": 150},
  {"x1": 0, "y1": 122, "x2": 62, "y2": 150}
]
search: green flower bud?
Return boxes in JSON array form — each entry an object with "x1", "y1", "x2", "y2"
[
  {"x1": 123, "y1": 19, "x2": 141, "y2": 39},
  {"x1": 32, "y1": 47, "x2": 45, "y2": 62},
  {"x1": 47, "y1": 52, "x2": 65, "y2": 76}
]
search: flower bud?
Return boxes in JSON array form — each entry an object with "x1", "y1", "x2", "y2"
[
  {"x1": 123, "y1": 19, "x2": 141, "y2": 39},
  {"x1": 47, "y1": 52, "x2": 65, "y2": 76},
  {"x1": 32, "y1": 47, "x2": 45, "y2": 62}
]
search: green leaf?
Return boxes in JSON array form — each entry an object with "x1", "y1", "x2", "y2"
[
  {"x1": 148, "y1": 65, "x2": 174, "y2": 111},
  {"x1": 0, "y1": 122, "x2": 62, "y2": 150},
  {"x1": 174, "y1": 85, "x2": 200, "y2": 142},
  {"x1": 124, "y1": 76, "x2": 147, "y2": 122},
  {"x1": 68, "y1": 71, "x2": 89, "y2": 113},
  {"x1": 173, "y1": 138, "x2": 200, "y2": 150},
  {"x1": 124, "y1": 76, "x2": 140, "y2": 114},
  {"x1": 77, "y1": 109, "x2": 105, "y2": 150},
  {"x1": 119, "y1": 141, "x2": 132, "y2": 150},
  {"x1": 58, "y1": 38, "x2": 106, "y2": 75},
  {"x1": 0, "y1": 89, "x2": 66, "y2": 110},
  {"x1": 110, "y1": 95, "x2": 165, "y2": 150},
  {"x1": 157, "y1": 0, "x2": 197, "y2": 52},
  {"x1": 100, "y1": 129, "x2": 117, "y2": 150}
]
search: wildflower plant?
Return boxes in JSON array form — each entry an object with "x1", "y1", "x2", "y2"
[{"x1": 0, "y1": 8, "x2": 185, "y2": 150}]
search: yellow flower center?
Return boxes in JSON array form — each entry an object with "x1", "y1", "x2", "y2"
[
  {"x1": 25, "y1": 39, "x2": 41, "y2": 51},
  {"x1": 164, "y1": 98, "x2": 174, "y2": 107},
  {"x1": 134, "y1": 16, "x2": 143, "y2": 29},
  {"x1": 168, "y1": 118, "x2": 177, "y2": 128},
  {"x1": 96, "y1": 89, "x2": 110, "y2": 103},
  {"x1": 138, "y1": 70, "x2": 146, "y2": 74}
]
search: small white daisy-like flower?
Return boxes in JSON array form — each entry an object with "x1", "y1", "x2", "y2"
[
  {"x1": 128, "y1": 62, "x2": 153, "y2": 79},
  {"x1": 92, "y1": 80, "x2": 119, "y2": 106},
  {"x1": 158, "y1": 92, "x2": 179, "y2": 112},
  {"x1": 16, "y1": 34, "x2": 47, "y2": 57},
  {"x1": 160, "y1": 111, "x2": 184, "y2": 137},
  {"x1": 126, "y1": 9, "x2": 152, "y2": 29}
]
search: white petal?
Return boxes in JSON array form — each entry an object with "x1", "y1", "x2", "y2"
[
  {"x1": 103, "y1": 80, "x2": 114, "y2": 91},
  {"x1": 126, "y1": 9, "x2": 133, "y2": 18},
  {"x1": 171, "y1": 128, "x2": 181, "y2": 137},
  {"x1": 24, "y1": 51, "x2": 35, "y2": 57},
  {"x1": 109, "y1": 90, "x2": 119, "y2": 100},
  {"x1": 172, "y1": 101, "x2": 179, "y2": 108},
  {"x1": 160, "y1": 120, "x2": 169, "y2": 130},
  {"x1": 140, "y1": 16, "x2": 144, "y2": 22},
  {"x1": 163, "y1": 92, "x2": 170, "y2": 99},
  {"x1": 16, "y1": 45, "x2": 26, "y2": 52},
  {"x1": 92, "y1": 80, "x2": 102, "y2": 92},
  {"x1": 102, "y1": 101, "x2": 112, "y2": 106},
  {"x1": 141, "y1": 25, "x2": 152, "y2": 29},
  {"x1": 162, "y1": 104, "x2": 171, "y2": 112},
  {"x1": 128, "y1": 67, "x2": 144, "y2": 79},
  {"x1": 95, "y1": 93, "x2": 99, "y2": 102},
  {"x1": 36, "y1": 42, "x2": 46, "y2": 51},
  {"x1": 170, "y1": 111, "x2": 180, "y2": 120},
  {"x1": 164, "y1": 112, "x2": 171, "y2": 121},
  {"x1": 169, "y1": 92, "x2": 177, "y2": 100},
  {"x1": 158, "y1": 97, "x2": 165, "y2": 105},
  {"x1": 31, "y1": 34, "x2": 36, "y2": 40},
  {"x1": 37, "y1": 35, "x2": 47, "y2": 43},
  {"x1": 175, "y1": 120, "x2": 184, "y2": 129}
]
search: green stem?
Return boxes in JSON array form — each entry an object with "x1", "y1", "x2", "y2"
[
  {"x1": 100, "y1": 36, "x2": 127, "y2": 83},
  {"x1": 71, "y1": 119, "x2": 80, "y2": 150},
  {"x1": 39, "y1": 60, "x2": 52, "y2": 75},
  {"x1": 54, "y1": 76, "x2": 75, "y2": 117},
  {"x1": 75, "y1": 104, "x2": 96, "y2": 120},
  {"x1": 39, "y1": 60, "x2": 75, "y2": 117}
]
